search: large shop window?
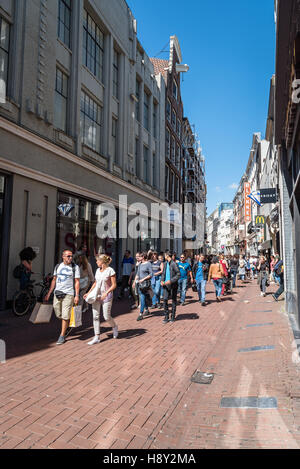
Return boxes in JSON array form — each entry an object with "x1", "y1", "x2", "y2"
[{"x1": 56, "y1": 192, "x2": 118, "y2": 273}]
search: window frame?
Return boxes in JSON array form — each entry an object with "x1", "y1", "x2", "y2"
[
  {"x1": 82, "y1": 10, "x2": 104, "y2": 83},
  {"x1": 57, "y1": 0, "x2": 71, "y2": 48},
  {"x1": 0, "y1": 17, "x2": 10, "y2": 100},
  {"x1": 54, "y1": 67, "x2": 69, "y2": 133},
  {"x1": 80, "y1": 90, "x2": 103, "y2": 153}
]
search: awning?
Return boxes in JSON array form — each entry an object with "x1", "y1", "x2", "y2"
[{"x1": 260, "y1": 240, "x2": 272, "y2": 250}]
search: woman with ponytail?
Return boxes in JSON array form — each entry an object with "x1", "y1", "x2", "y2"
[{"x1": 84, "y1": 254, "x2": 118, "y2": 344}]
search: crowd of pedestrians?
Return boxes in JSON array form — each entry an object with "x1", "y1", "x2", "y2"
[{"x1": 19, "y1": 245, "x2": 284, "y2": 346}]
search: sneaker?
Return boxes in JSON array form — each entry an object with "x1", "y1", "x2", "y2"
[
  {"x1": 88, "y1": 337, "x2": 100, "y2": 345},
  {"x1": 137, "y1": 315, "x2": 143, "y2": 321},
  {"x1": 216, "y1": 297, "x2": 221, "y2": 302},
  {"x1": 261, "y1": 292, "x2": 264, "y2": 296},
  {"x1": 272, "y1": 294, "x2": 278, "y2": 302},
  {"x1": 144, "y1": 309, "x2": 150, "y2": 316},
  {"x1": 113, "y1": 326, "x2": 119, "y2": 339},
  {"x1": 150, "y1": 305, "x2": 157, "y2": 310},
  {"x1": 201, "y1": 302, "x2": 206, "y2": 306},
  {"x1": 180, "y1": 302, "x2": 185, "y2": 306},
  {"x1": 163, "y1": 317, "x2": 169, "y2": 324},
  {"x1": 56, "y1": 335, "x2": 66, "y2": 345},
  {"x1": 169, "y1": 316, "x2": 175, "y2": 323}
]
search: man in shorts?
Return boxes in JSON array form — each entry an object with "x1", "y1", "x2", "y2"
[{"x1": 45, "y1": 250, "x2": 80, "y2": 345}]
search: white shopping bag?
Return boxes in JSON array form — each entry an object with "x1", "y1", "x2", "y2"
[
  {"x1": 85, "y1": 282, "x2": 101, "y2": 304},
  {"x1": 29, "y1": 303, "x2": 53, "y2": 324}
]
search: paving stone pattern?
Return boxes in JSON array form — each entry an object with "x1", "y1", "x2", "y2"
[{"x1": 1, "y1": 281, "x2": 300, "y2": 449}]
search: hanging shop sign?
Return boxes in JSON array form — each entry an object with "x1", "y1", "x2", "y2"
[
  {"x1": 255, "y1": 215, "x2": 265, "y2": 226},
  {"x1": 244, "y1": 183, "x2": 252, "y2": 222},
  {"x1": 259, "y1": 188, "x2": 277, "y2": 204}
]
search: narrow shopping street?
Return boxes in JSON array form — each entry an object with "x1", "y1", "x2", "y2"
[{"x1": 1, "y1": 281, "x2": 300, "y2": 450}]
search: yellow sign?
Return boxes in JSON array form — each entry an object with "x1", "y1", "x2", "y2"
[{"x1": 255, "y1": 215, "x2": 265, "y2": 225}]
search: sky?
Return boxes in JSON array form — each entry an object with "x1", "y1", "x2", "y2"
[{"x1": 126, "y1": 0, "x2": 276, "y2": 215}]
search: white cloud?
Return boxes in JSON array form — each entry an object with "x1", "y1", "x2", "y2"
[
  {"x1": 215, "y1": 186, "x2": 222, "y2": 193},
  {"x1": 229, "y1": 183, "x2": 238, "y2": 190}
]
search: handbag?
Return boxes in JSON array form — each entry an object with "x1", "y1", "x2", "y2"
[
  {"x1": 85, "y1": 284, "x2": 100, "y2": 304},
  {"x1": 29, "y1": 303, "x2": 53, "y2": 324},
  {"x1": 55, "y1": 290, "x2": 66, "y2": 300},
  {"x1": 139, "y1": 279, "x2": 151, "y2": 293},
  {"x1": 69, "y1": 306, "x2": 82, "y2": 328}
]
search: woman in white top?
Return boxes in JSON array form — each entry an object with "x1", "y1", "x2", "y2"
[{"x1": 83, "y1": 254, "x2": 118, "y2": 345}]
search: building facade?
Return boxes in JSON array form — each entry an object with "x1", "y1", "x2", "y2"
[
  {"x1": 0, "y1": 0, "x2": 167, "y2": 309},
  {"x1": 275, "y1": 0, "x2": 300, "y2": 326}
]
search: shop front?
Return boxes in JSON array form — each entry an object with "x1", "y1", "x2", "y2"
[
  {"x1": 0, "y1": 172, "x2": 12, "y2": 310},
  {"x1": 56, "y1": 192, "x2": 119, "y2": 275}
]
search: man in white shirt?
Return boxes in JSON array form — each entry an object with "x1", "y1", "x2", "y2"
[{"x1": 45, "y1": 250, "x2": 80, "y2": 345}]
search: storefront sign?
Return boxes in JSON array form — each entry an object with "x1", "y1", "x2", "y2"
[
  {"x1": 58, "y1": 203, "x2": 74, "y2": 217},
  {"x1": 255, "y1": 215, "x2": 265, "y2": 226},
  {"x1": 260, "y1": 188, "x2": 277, "y2": 204},
  {"x1": 244, "y1": 183, "x2": 251, "y2": 222}
]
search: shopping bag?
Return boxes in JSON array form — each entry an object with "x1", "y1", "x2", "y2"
[
  {"x1": 69, "y1": 306, "x2": 82, "y2": 328},
  {"x1": 85, "y1": 283, "x2": 100, "y2": 304},
  {"x1": 29, "y1": 303, "x2": 53, "y2": 324}
]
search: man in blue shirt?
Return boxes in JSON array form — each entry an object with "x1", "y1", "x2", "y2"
[
  {"x1": 161, "y1": 252, "x2": 180, "y2": 323},
  {"x1": 194, "y1": 254, "x2": 209, "y2": 306},
  {"x1": 178, "y1": 253, "x2": 193, "y2": 306},
  {"x1": 118, "y1": 250, "x2": 134, "y2": 299}
]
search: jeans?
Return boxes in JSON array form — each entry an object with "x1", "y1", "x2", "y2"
[
  {"x1": 274, "y1": 280, "x2": 284, "y2": 299},
  {"x1": 178, "y1": 278, "x2": 188, "y2": 303},
  {"x1": 163, "y1": 284, "x2": 178, "y2": 318},
  {"x1": 260, "y1": 272, "x2": 268, "y2": 292},
  {"x1": 139, "y1": 291, "x2": 149, "y2": 314},
  {"x1": 152, "y1": 276, "x2": 161, "y2": 306},
  {"x1": 213, "y1": 279, "x2": 223, "y2": 298},
  {"x1": 196, "y1": 280, "x2": 207, "y2": 302},
  {"x1": 231, "y1": 271, "x2": 237, "y2": 288}
]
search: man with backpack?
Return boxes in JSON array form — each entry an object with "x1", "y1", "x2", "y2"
[
  {"x1": 44, "y1": 250, "x2": 80, "y2": 345},
  {"x1": 272, "y1": 257, "x2": 284, "y2": 302}
]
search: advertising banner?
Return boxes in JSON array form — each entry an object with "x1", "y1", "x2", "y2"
[{"x1": 244, "y1": 183, "x2": 251, "y2": 222}]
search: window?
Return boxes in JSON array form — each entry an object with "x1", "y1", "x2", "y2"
[
  {"x1": 143, "y1": 146, "x2": 150, "y2": 184},
  {"x1": 173, "y1": 80, "x2": 178, "y2": 100},
  {"x1": 113, "y1": 50, "x2": 119, "y2": 99},
  {"x1": 174, "y1": 176, "x2": 178, "y2": 203},
  {"x1": 83, "y1": 10, "x2": 104, "y2": 82},
  {"x1": 143, "y1": 91, "x2": 149, "y2": 130},
  {"x1": 54, "y1": 68, "x2": 68, "y2": 132},
  {"x1": 177, "y1": 119, "x2": 181, "y2": 138},
  {"x1": 112, "y1": 117, "x2": 118, "y2": 163},
  {"x1": 176, "y1": 144, "x2": 180, "y2": 168},
  {"x1": 135, "y1": 138, "x2": 139, "y2": 177},
  {"x1": 135, "y1": 79, "x2": 140, "y2": 121},
  {"x1": 172, "y1": 109, "x2": 176, "y2": 131},
  {"x1": 166, "y1": 129, "x2": 170, "y2": 159},
  {"x1": 80, "y1": 91, "x2": 102, "y2": 152},
  {"x1": 153, "y1": 101, "x2": 157, "y2": 138},
  {"x1": 171, "y1": 136, "x2": 175, "y2": 162},
  {"x1": 58, "y1": 0, "x2": 71, "y2": 48},
  {"x1": 165, "y1": 165, "x2": 169, "y2": 199},
  {"x1": 0, "y1": 17, "x2": 10, "y2": 101},
  {"x1": 169, "y1": 171, "x2": 174, "y2": 202},
  {"x1": 166, "y1": 99, "x2": 171, "y2": 122},
  {"x1": 152, "y1": 152, "x2": 156, "y2": 188}
]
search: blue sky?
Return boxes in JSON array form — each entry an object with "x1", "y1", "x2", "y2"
[{"x1": 126, "y1": 0, "x2": 276, "y2": 215}]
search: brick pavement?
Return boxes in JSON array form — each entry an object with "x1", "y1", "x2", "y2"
[{"x1": 0, "y1": 280, "x2": 300, "y2": 449}]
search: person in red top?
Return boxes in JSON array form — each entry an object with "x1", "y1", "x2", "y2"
[{"x1": 219, "y1": 254, "x2": 228, "y2": 296}]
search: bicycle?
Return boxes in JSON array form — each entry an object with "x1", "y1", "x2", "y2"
[{"x1": 12, "y1": 273, "x2": 53, "y2": 317}]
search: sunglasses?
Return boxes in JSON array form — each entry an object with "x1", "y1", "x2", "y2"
[{"x1": 64, "y1": 255, "x2": 73, "y2": 258}]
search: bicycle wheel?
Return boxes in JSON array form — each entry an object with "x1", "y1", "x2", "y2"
[{"x1": 12, "y1": 290, "x2": 32, "y2": 317}]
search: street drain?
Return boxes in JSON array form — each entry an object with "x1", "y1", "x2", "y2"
[
  {"x1": 220, "y1": 397, "x2": 277, "y2": 409},
  {"x1": 250, "y1": 310, "x2": 272, "y2": 313},
  {"x1": 244, "y1": 322, "x2": 273, "y2": 328},
  {"x1": 238, "y1": 345, "x2": 275, "y2": 353},
  {"x1": 191, "y1": 371, "x2": 214, "y2": 384}
]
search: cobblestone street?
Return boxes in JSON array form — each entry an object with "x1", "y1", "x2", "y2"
[{"x1": 1, "y1": 281, "x2": 300, "y2": 449}]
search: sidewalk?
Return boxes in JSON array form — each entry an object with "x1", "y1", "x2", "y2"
[{"x1": 0, "y1": 280, "x2": 300, "y2": 449}]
